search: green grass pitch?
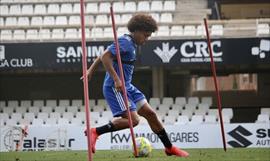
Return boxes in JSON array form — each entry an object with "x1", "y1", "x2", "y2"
[{"x1": 0, "y1": 148, "x2": 269, "y2": 161}]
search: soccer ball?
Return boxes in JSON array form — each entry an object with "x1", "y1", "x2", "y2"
[{"x1": 133, "y1": 137, "x2": 152, "y2": 157}]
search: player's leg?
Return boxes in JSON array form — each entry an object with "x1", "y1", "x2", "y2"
[
  {"x1": 88, "y1": 86, "x2": 139, "y2": 153},
  {"x1": 137, "y1": 101, "x2": 189, "y2": 157}
]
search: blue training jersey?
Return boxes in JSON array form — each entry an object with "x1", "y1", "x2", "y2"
[{"x1": 103, "y1": 34, "x2": 137, "y2": 88}]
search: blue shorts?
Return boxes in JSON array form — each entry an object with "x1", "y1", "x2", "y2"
[{"x1": 103, "y1": 84, "x2": 146, "y2": 117}]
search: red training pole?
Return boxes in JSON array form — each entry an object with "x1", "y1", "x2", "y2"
[
  {"x1": 204, "y1": 18, "x2": 227, "y2": 151},
  {"x1": 110, "y1": 6, "x2": 138, "y2": 157},
  {"x1": 79, "y1": 0, "x2": 93, "y2": 161}
]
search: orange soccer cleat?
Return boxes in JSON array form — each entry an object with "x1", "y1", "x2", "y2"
[
  {"x1": 84, "y1": 128, "x2": 99, "y2": 153},
  {"x1": 165, "y1": 145, "x2": 189, "y2": 157}
]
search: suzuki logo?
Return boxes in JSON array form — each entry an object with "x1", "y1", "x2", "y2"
[
  {"x1": 154, "y1": 43, "x2": 177, "y2": 63},
  {"x1": 251, "y1": 39, "x2": 270, "y2": 59},
  {"x1": 0, "y1": 45, "x2": 5, "y2": 60},
  {"x1": 228, "y1": 125, "x2": 252, "y2": 147}
]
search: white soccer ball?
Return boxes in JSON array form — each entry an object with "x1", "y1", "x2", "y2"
[{"x1": 133, "y1": 137, "x2": 152, "y2": 157}]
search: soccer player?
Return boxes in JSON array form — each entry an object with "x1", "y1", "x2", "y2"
[{"x1": 84, "y1": 13, "x2": 189, "y2": 157}]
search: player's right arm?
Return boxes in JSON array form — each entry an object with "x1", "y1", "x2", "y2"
[
  {"x1": 100, "y1": 50, "x2": 122, "y2": 91},
  {"x1": 81, "y1": 56, "x2": 101, "y2": 80}
]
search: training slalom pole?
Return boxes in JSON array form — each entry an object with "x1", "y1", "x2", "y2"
[
  {"x1": 110, "y1": 6, "x2": 138, "y2": 157},
  {"x1": 203, "y1": 18, "x2": 227, "y2": 151},
  {"x1": 79, "y1": 0, "x2": 93, "y2": 161}
]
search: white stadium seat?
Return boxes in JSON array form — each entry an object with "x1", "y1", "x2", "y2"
[
  {"x1": 124, "y1": 2, "x2": 136, "y2": 12},
  {"x1": 171, "y1": 25, "x2": 184, "y2": 36},
  {"x1": 150, "y1": 13, "x2": 160, "y2": 23},
  {"x1": 96, "y1": 15, "x2": 108, "y2": 25},
  {"x1": 256, "y1": 114, "x2": 269, "y2": 123},
  {"x1": 71, "y1": 99, "x2": 82, "y2": 106},
  {"x1": 151, "y1": 1, "x2": 163, "y2": 11},
  {"x1": 189, "y1": 115, "x2": 203, "y2": 124},
  {"x1": 97, "y1": 99, "x2": 107, "y2": 107},
  {"x1": 101, "y1": 111, "x2": 113, "y2": 120},
  {"x1": 198, "y1": 103, "x2": 210, "y2": 112},
  {"x1": 261, "y1": 108, "x2": 270, "y2": 115},
  {"x1": 9, "y1": 5, "x2": 21, "y2": 15},
  {"x1": 0, "y1": 113, "x2": 9, "y2": 121},
  {"x1": 73, "y1": 4, "x2": 81, "y2": 13},
  {"x1": 65, "y1": 28, "x2": 78, "y2": 39},
  {"x1": 117, "y1": 27, "x2": 128, "y2": 36},
  {"x1": 160, "y1": 13, "x2": 173, "y2": 23},
  {"x1": 0, "y1": 101, "x2": 6, "y2": 107},
  {"x1": 222, "y1": 108, "x2": 233, "y2": 119},
  {"x1": 34, "y1": 4, "x2": 46, "y2": 14},
  {"x1": 163, "y1": 97, "x2": 174, "y2": 105},
  {"x1": 204, "y1": 115, "x2": 217, "y2": 124},
  {"x1": 21, "y1": 5, "x2": 34, "y2": 15},
  {"x1": 91, "y1": 27, "x2": 103, "y2": 38},
  {"x1": 43, "y1": 16, "x2": 55, "y2": 26},
  {"x1": 41, "y1": 106, "x2": 53, "y2": 113},
  {"x1": 46, "y1": 100, "x2": 57, "y2": 107},
  {"x1": 69, "y1": 16, "x2": 80, "y2": 25},
  {"x1": 63, "y1": 112, "x2": 74, "y2": 121},
  {"x1": 19, "y1": 119, "x2": 30, "y2": 126},
  {"x1": 1, "y1": 30, "x2": 12, "y2": 40},
  {"x1": 157, "y1": 26, "x2": 170, "y2": 37},
  {"x1": 8, "y1": 100, "x2": 19, "y2": 107},
  {"x1": 138, "y1": 1, "x2": 150, "y2": 12},
  {"x1": 3, "y1": 107, "x2": 14, "y2": 115},
  {"x1": 13, "y1": 30, "x2": 25, "y2": 40},
  {"x1": 6, "y1": 119, "x2": 18, "y2": 126},
  {"x1": 48, "y1": 4, "x2": 60, "y2": 14},
  {"x1": 52, "y1": 29, "x2": 64, "y2": 39},
  {"x1": 103, "y1": 27, "x2": 114, "y2": 38},
  {"x1": 5, "y1": 17, "x2": 17, "y2": 26},
  {"x1": 184, "y1": 104, "x2": 197, "y2": 113},
  {"x1": 54, "y1": 106, "x2": 66, "y2": 114},
  {"x1": 201, "y1": 97, "x2": 213, "y2": 106},
  {"x1": 59, "y1": 99, "x2": 70, "y2": 106},
  {"x1": 175, "y1": 116, "x2": 189, "y2": 125},
  {"x1": 40, "y1": 29, "x2": 51, "y2": 39},
  {"x1": 164, "y1": 1, "x2": 176, "y2": 11},
  {"x1": 99, "y1": 2, "x2": 110, "y2": 13},
  {"x1": 121, "y1": 14, "x2": 132, "y2": 24},
  {"x1": 175, "y1": 97, "x2": 186, "y2": 106},
  {"x1": 181, "y1": 109, "x2": 193, "y2": 119},
  {"x1": 0, "y1": 17, "x2": 3, "y2": 27},
  {"x1": 28, "y1": 106, "x2": 40, "y2": 115},
  {"x1": 164, "y1": 116, "x2": 176, "y2": 124},
  {"x1": 86, "y1": 3, "x2": 98, "y2": 13},
  {"x1": 11, "y1": 113, "x2": 22, "y2": 122},
  {"x1": 208, "y1": 109, "x2": 218, "y2": 117},
  {"x1": 92, "y1": 105, "x2": 105, "y2": 112},
  {"x1": 18, "y1": 17, "x2": 30, "y2": 26},
  {"x1": 187, "y1": 97, "x2": 199, "y2": 105},
  {"x1": 184, "y1": 25, "x2": 196, "y2": 36},
  {"x1": 113, "y1": 2, "x2": 124, "y2": 13},
  {"x1": 24, "y1": 113, "x2": 35, "y2": 122},
  {"x1": 167, "y1": 110, "x2": 180, "y2": 118},
  {"x1": 149, "y1": 98, "x2": 161, "y2": 107},
  {"x1": 15, "y1": 106, "x2": 28, "y2": 114},
  {"x1": 33, "y1": 100, "x2": 44, "y2": 107},
  {"x1": 196, "y1": 25, "x2": 206, "y2": 36},
  {"x1": 60, "y1": 4, "x2": 73, "y2": 14},
  {"x1": 0, "y1": 5, "x2": 9, "y2": 15},
  {"x1": 37, "y1": 112, "x2": 49, "y2": 121},
  {"x1": 257, "y1": 24, "x2": 270, "y2": 35},
  {"x1": 26, "y1": 30, "x2": 39, "y2": 40},
  {"x1": 20, "y1": 100, "x2": 31, "y2": 107},
  {"x1": 66, "y1": 106, "x2": 78, "y2": 114},
  {"x1": 50, "y1": 113, "x2": 61, "y2": 120},
  {"x1": 55, "y1": 16, "x2": 68, "y2": 25},
  {"x1": 211, "y1": 25, "x2": 224, "y2": 36}
]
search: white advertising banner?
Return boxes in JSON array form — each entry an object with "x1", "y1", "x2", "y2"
[{"x1": 0, "y1": 123, "x2": 269, "y2": 152}]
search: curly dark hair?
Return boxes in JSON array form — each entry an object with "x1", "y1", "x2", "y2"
[{"x1": 127, "y1": 13, "x2": 158, "y2": 33}]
